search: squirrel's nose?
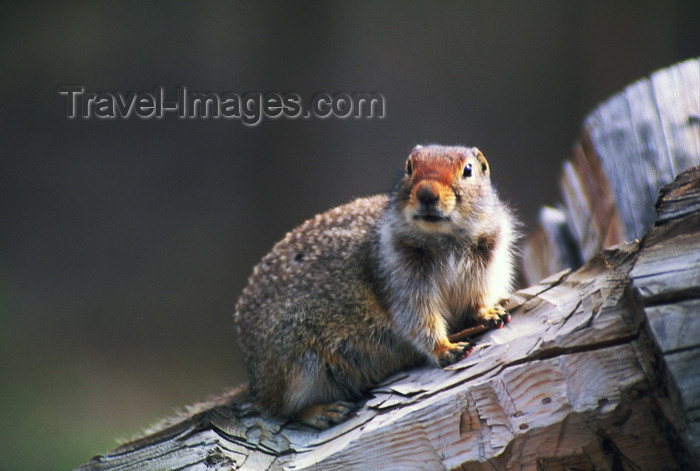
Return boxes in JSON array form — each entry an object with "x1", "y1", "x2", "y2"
[{"x1": 416, "y1": 181, "x2": 439, "y2": 206}]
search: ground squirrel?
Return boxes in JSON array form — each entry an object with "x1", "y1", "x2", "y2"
[{"x1": 234, "y1": 144, "x2": 517, "y2": 429}]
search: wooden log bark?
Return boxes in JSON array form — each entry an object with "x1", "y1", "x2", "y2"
[
  {"x1": 523, "y1": 57, "x2": 700, "y2": 286},
  {"x1": 79, "y1": 168, "x2": 700, "y2": 470}
]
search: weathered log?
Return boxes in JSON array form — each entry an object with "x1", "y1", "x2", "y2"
[
  {"x1": 78, "y1": 60, "x2": 700, "y2": 470},
  {"x1": 79, "y1": 167, "x2": 700, "y2": 470},
  {"x1": 523, "y1": 57, "x2": 700, "y2": 286}
]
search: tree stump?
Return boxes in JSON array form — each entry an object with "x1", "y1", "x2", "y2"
[
  {"x1": 523, "y1": 57, "x2": 700, "y2": 286},
  {"x1": 79, "y1": 59, "x2": 700, "y2": 470}
]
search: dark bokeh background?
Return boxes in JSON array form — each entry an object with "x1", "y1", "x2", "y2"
[{"x1": 1, "y1": 2, "x2": 698, "y2": 469}]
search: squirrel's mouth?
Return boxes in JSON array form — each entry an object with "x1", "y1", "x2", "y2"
[{"x1": 414, "y1": 213, "x2": 450, "y2": 223}]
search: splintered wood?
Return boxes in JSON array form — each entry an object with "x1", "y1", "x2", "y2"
[
  {"x1": 524, "y1": 57, "x2": 700, "y2": 286},
  {"x1": 629, "y1": 166, "x2": 700, "y2": 462},
  {"x1": 80, "y1": 166, "x2": 700, "y2": 470}
]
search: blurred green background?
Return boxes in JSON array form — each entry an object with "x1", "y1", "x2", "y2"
[{"x1": 1, "y1": 1, "x2": 699, "y2": 469}]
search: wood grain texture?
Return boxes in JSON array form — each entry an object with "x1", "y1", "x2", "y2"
[
  {"x1": 629, "y1": 166, "x2": 700, "y2": 462},
  {"x1": 79, "y1": 166, "x2": 700, "y2": 470},
  {"x1": 524, "y1": 57, "x2": 700, "y2": 286}
]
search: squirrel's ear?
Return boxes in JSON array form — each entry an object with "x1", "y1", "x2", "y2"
[{"x1": 474, "y1": 149, "x2": 490, "y2": 175}]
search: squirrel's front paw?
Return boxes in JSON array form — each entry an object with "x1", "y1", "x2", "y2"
[
  {"x1": 476, "y1": 304, "x2": 511, "y2": 329},
  {"x1": 436, "y1": 341, "x2": 473, "y2": 367}
]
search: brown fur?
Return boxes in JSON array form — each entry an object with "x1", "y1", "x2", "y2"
[{"x1": 234, "y1": 145, "x2": 517, "y2": 428}]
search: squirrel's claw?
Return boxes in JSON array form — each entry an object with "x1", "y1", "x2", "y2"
[
  {"x1": 477, "y1": 304, "x2": 511, "y2": 329},
  {"x1": 437, "y1": 341, "x2": 473, "y2": 367}
]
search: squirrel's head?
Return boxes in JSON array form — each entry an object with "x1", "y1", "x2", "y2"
[{"x1": 395, "y1": 145, "x2": 493, "y2": 234}]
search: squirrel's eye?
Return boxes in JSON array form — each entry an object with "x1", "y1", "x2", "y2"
[
  {"x1": 462, "y1": 163, "x2": 472, "y2": 178},
  {"x1": 406, "y1": 159, "x2": 413, "y2": 176}
]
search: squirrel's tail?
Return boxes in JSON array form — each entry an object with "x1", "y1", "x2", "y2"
[{"x1": 121, "y1": 384, "x2": 250, "y2": 451}]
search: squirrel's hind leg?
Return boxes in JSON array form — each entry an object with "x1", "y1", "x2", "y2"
[
  {"x1": 280, "y1": 350, "x2": 360, "y2": 429},
  {"x1": 296, "y1": 401, "x2": 359, "y2": 429}
]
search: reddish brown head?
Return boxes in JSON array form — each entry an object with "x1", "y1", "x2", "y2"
[{"x1": 396, "y1": 145, "x2": 492, "y2": 233}]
